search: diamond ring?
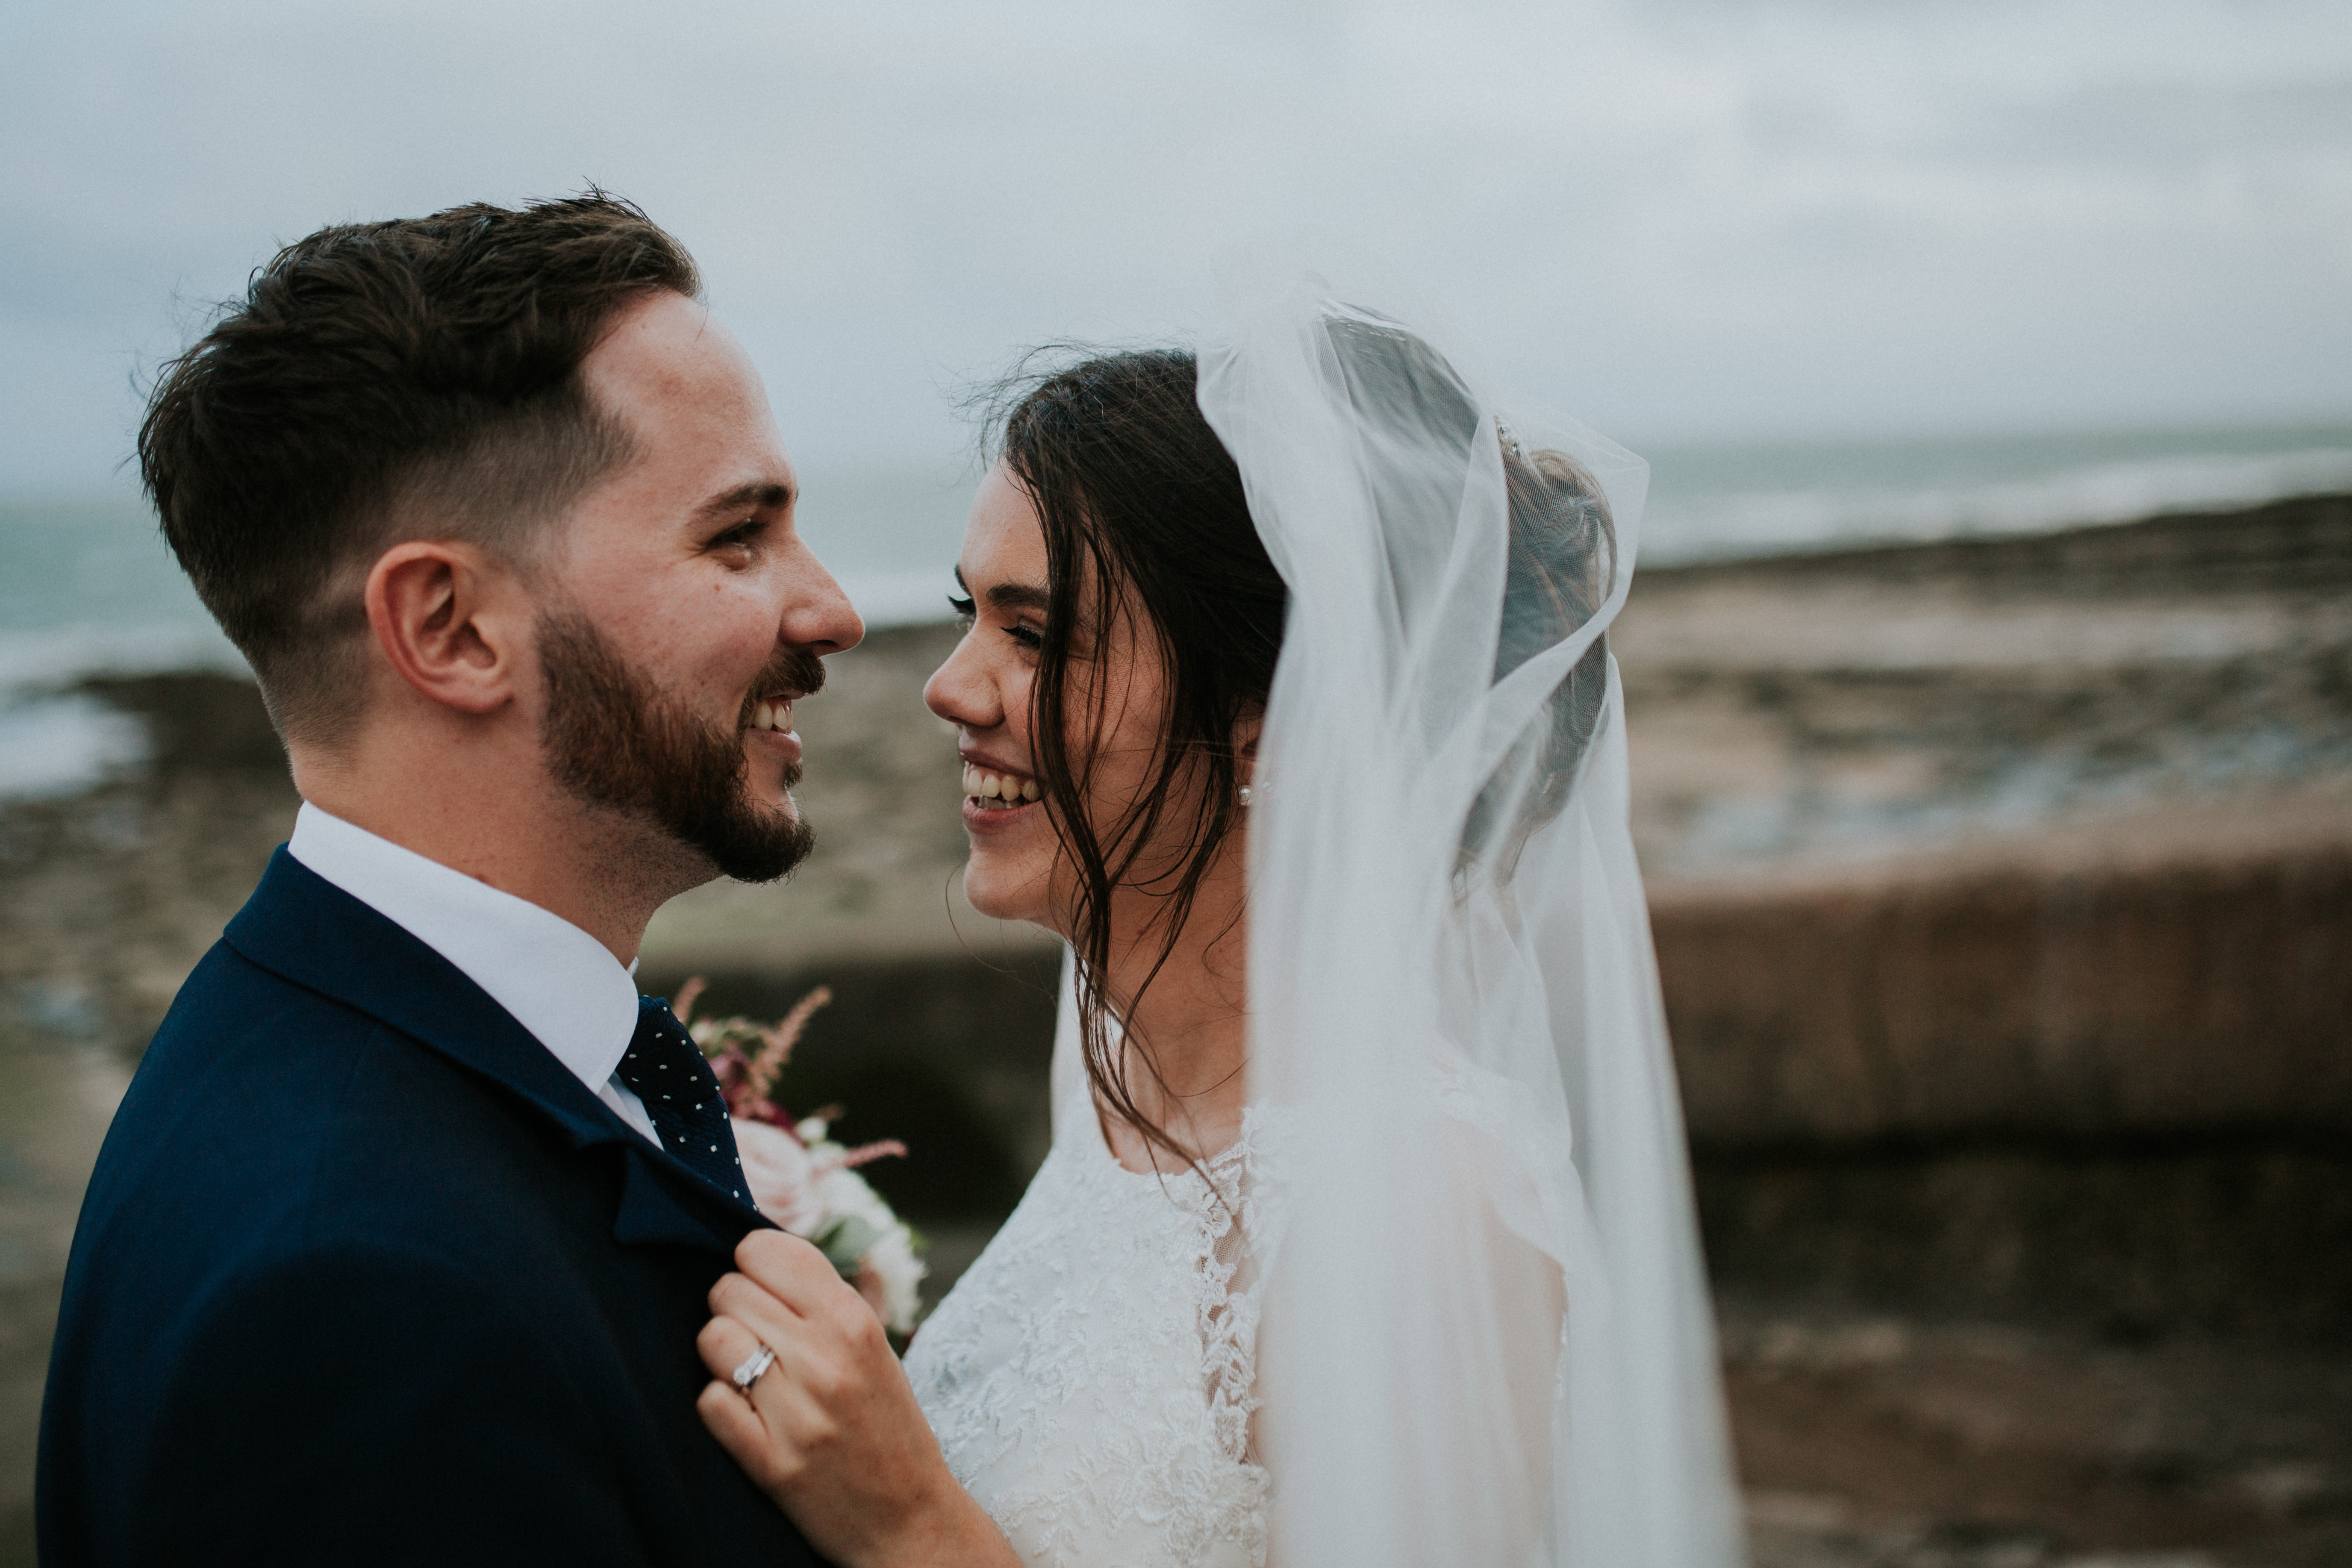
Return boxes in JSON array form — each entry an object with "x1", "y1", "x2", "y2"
[{"x1": 730, "y1": 1342, "x2": 777, "y2": 1396}]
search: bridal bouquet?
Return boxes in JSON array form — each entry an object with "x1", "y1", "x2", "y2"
[{"x1": 677, "y1": 979, "x2": 927, "y2": 1336}]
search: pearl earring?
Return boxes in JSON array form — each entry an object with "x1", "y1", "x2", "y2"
[{"x1": 1237, "y1": 783, "x2": 1256, "y2": 807}]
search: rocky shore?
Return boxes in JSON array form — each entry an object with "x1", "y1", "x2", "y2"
[{"x1": 1, "y1": 492, "x2": 2345, "y2": 1565}]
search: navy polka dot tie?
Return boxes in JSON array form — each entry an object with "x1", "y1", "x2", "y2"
[{"x1": 615, "y1": 996, "x2": 752, "y2": 1206}]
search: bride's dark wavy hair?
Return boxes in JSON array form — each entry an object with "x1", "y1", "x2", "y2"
[
  {"x1": 986, "y1": 347, "x2": 1284, "y2": 1170},
  {"x1": 987, "y1": 335, "x2": 1613, "y2": 1168}
]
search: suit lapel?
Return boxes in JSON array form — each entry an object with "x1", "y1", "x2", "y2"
[
  {"x1": 613, "y1": 1150, "x2": 767, "y2": 1251},
  {"x1": 226, "y1": 847, "x2": 770, "y2": 1253}
]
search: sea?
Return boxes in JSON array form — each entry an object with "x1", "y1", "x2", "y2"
[{"x1": 4, "y1": 416, "x2": 2349, "y2": 800}]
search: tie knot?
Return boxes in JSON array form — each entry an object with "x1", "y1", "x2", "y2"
[{"x1": 631, "y1": 996, "x2": 692, "y2": 1052}]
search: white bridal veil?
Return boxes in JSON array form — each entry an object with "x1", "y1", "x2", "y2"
[{"x1": 1195, "y1": 278, "x2": 1746, "y2": 1567}]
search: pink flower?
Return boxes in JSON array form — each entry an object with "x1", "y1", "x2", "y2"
[{"x1": 733, "y1": 1116, "x2": 828, "y2": 1236}]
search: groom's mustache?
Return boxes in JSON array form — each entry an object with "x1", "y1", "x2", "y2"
[{"x1": 736, "y1": 645, "x2": 827, "y2": 731}]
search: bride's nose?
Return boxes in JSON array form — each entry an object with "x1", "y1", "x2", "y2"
[{"x1": 923, "y1": 629, "x2": 1003, "y2": 732}]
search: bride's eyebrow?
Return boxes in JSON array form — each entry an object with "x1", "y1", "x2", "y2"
[
  {"x1": 986, "y1": 582, "x2": 1051, "y2": 613},
  {"x1": 955, "y1": 565, "x2": 1050, "y2": 614}
]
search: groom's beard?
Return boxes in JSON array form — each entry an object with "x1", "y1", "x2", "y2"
[{"x1": 535, "y1": 609, "x2": 822, "y2": 885}]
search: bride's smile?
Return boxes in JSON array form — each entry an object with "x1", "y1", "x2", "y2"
[
  {"x1": 958, "y1": 753, "x2": 1043, "y2": 840},
  {"x1": 960, "y1": 758, "x2": 1041, "y2": 808}
]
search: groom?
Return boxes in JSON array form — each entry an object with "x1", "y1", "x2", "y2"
[{"x1": 40, "y1": 195, "x2": 862, "y2": 1564}]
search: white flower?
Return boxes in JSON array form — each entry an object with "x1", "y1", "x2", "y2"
[
  {"x1": 810, "y1": 1162, "x2": 927, "y2": 1334},
  {"x1": 732, "y1": 1116, "x2": 828, "y2": 1236},
  {"x1": 860, "y1": 1220, "x2": 927, "y2": 1335}
]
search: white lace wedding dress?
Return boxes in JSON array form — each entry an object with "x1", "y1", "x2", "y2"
[{"x1": 902, "y1": 1058, "x2": 1286, "y2": 1568}]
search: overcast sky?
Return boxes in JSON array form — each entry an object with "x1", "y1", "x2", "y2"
[{"x1": 4, "y1": 0, "x2": 2348, "y2": 495}]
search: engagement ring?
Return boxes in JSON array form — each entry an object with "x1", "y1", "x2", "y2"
[{"x1": 730, "y1": 1343, "x2": 776, "y2": 1395}]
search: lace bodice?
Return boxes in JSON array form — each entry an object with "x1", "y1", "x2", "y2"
[{"x1": 904, "y1": 1094, "x2": 1286, "y2": 1568}]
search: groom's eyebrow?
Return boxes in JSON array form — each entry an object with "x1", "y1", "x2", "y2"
[{"x1": 693, "y1": 479, "x2": 796, "y2": 523}]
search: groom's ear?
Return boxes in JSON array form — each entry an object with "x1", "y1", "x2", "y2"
[{"x1": 364, "y1": 540, "x2": 531, "y2": 718}]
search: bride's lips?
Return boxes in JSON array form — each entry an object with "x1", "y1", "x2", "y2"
[
  {"x1": 959, "y1": 752, "x2": 1042, "y2": 835},
  {"x1": 746, "y1": 691, "x2": 805, "y2": 765}
]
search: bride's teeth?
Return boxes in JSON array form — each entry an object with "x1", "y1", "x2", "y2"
[{"x1": 960, "y1": 764, "x2": 1039, "y2": 806}]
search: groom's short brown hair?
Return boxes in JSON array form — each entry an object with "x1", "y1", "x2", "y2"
[{"x1": 138, "y1": 191, "x2": 700, "y2": 746}]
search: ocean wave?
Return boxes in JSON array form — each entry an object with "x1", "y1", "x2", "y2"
[
  {"x1": 0, "y1": 622, "x2": 247, "y2": 694},
  {"x1": 0, "y1": 694, "x2": 149, "y2": 802},
  {"x1": 1640, "y1": 445, "x2": 2352, "y2": 565},
  {"x1": 0, "y1": 625, "x2": 243, "y2": 800}
]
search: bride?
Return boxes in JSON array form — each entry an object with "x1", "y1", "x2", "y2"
[{"x1": 693, "y1": 284, "x2": 1746, "y2": 1568}]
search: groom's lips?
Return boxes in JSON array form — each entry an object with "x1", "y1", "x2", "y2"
[
  {"x1": 746, "y1": 691, "x2": 805, "y2": 765},
  {"x1": 748, "y1": 689, "x2": 802, "y2": 732}
]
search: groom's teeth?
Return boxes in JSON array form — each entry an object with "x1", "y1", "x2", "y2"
[{"x1": 753, "y1": 703, "x2": 772, "y2": 730}]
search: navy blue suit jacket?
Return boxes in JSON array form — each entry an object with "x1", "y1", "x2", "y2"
[{"x1": 39, "y1": 849, "x2": 826, "y2": 1567}]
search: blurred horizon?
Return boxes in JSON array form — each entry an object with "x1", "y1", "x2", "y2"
[{"x1": 8, "y1": 409, "x2": 2347, "y2": 649}]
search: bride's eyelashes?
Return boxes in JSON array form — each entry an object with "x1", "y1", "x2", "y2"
[{"x1": 946, "y1": 591, "x2": 1045, "y2": 653}]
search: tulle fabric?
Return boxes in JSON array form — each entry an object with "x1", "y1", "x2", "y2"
[{"x1": 1186, "y1": 279, "x2": 1746, "y2": 1567}]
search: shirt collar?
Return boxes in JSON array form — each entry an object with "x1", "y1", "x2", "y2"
[{"x1": 286, "y1": 803, "x2": 641, "y2": 1098}]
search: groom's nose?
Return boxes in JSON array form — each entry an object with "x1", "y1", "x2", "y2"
[{"x1": 778, "y1": 540, "x2": 864, "y2": 657}]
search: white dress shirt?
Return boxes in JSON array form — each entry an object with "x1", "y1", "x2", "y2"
[{"x1": 287, "y1": 802, "x2": 664, "y2": 1149}]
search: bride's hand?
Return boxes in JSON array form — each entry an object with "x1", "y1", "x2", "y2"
[{"x1": 697, "y1": 1231, "x2": 1019, "y2": 1568}]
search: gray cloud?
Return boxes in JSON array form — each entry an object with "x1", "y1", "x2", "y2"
[{"x1": 2, "y1": 0, "x2": 2347, "y2": 492}]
